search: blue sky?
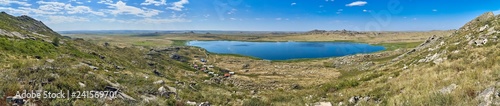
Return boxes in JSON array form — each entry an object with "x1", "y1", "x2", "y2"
[{"x1": 0, "y1": 0, "x2": 499, "y2": 31}]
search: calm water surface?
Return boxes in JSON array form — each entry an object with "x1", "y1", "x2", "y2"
[{"x1": 187, "y1": 41, "x2": 385, "y2": 60}]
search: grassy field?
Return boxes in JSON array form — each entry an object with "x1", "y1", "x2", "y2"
[{"x1": 375, "y1": 42, "x2": 422, "y2": 51}]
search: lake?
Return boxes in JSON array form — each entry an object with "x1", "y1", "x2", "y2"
[{"x1": 187, "y1": 41, "x2": 385, "y2": 60}]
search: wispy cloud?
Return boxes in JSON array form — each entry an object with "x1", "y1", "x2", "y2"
[
  {"x1": 102, "y1": 18, "x2": 190, "y2": 24},
  {"x1": 346, "y1": 1, "x2": 367, "y2": 7},
  {"x1": 97, "y1": 0, "x2": 113, "y2": 4},
  {"x1": 227, "y1": 9, "x2": 237, "y2": 14},
  {"x1": 141, "y1": 0, "x2": 166, "y2": 6},
  {"x1": 106, "y1": 1, "x2": 162, "y2": 17},
  {"x1": 66, "y1": 5, "x2": 106, "y2": 16},
  {"x1": 47, "y1": 16, "x2": 89, "y2": 24},
  {"x1": 0, "y1": 0, "x2": 32, "y2": 7},
  {"x1": 168, "y1": 0, "x2": 189, "y2": 11},
  {"x1": 432, "y1": 9, "x2": 437, "y2": 12},
  {"x1": 291, "y1": 2, "x2": 296, "y2": 6}
]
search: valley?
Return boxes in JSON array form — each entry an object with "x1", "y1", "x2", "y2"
[{"x1": 1, "y1": 11, "x2": 500, "y2": 106}]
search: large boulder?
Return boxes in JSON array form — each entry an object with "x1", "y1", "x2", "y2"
[{"x1": 476, "y1": 87, "x2": 495, "y2": 106}]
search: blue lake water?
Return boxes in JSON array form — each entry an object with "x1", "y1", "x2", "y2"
[{"x1": 187, "y1": 41, "x2": 385, "y2": 60}]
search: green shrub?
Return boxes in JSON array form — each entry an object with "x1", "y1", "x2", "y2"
[
  {"x1": 243, "y1": 98, "x2": 269, "y2": 106},
  {"x1": 52, "y1": 37, "x2": 60, "y2": 46}
]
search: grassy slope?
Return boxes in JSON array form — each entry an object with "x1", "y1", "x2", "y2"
[{"x1": 316, "y1": 13, "x2": 500, "y2": 105}]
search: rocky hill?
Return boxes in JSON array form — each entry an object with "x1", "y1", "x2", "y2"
[
  {"x1": 0, "y1": 12, "x2": 60, "y2": 40},
  {"x1": 0, "y1": 12, "x2": 216, "y2": 105},
  {"x1": 326, "y1": 12, "x2": 500, "y2": 105}
]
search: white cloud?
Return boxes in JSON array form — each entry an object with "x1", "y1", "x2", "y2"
[
  {"x1": 275, "y1": 18, "x2": 282, "y2": 21},
  {"x1": 47, "y1": 16, "x2": 89, "y2": 24},
  {"x1": 363, "y1": 9, "x2": 367, "y2": 12},
  {"x1": 336, "y1": 9, "x2": 343, "y2": 14},
  {"x1": 102, "y1": 18, "x2": 190, "y2": 24},
  {"x1": 141, "y1": 0, "x2": 166, "y2": 6},
  {"x1": 168, "y1": 0, "x2": 189, "y2": 11},
  {"x1": 0, "y1": 7, "x2": 30, "y2": 15},
  {"x1": 98, "y1": 0, "x2": 113, "y2": 4},
  {"x1": 0, "y1": 0, "x2": 32, "y2": 7},
  {"x1": 102, "y1": 18, "x2": 129, "y2": 23},
  {"x1": 18, "y1": 7, "x2": 59, "y2": 15},
  {"x1": 65, "y1": 4, "x2": 106, "y2": 16},
  {"x1": 69, "y1": 0, "x2": 84, "y2": 4},
  {"x1": 141, "y1": 18, "x2": 190, "y2": 24},
  {"x1": 291, "y1": 2, "x2": 296, "y2": 6},
  {"x1": 346, "y1": 1, "x2": 367, "y2": 7},
  {"x1": 227, "y1": 9, "x2": 237, "y2": 14},
  {"x1": 36, "y1": 1, "x2": 66, "y2": 12},
  {"x1": 432, "y1": 9, "x2": 437, "y2": 12},
  {"x1": 33, "y1": 1, "x2": 105, "y2": 16},
  {"x1": 106, "y1": 1, "x2": 162, "y2": 17}
]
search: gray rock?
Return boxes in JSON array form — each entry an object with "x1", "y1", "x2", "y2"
[
  {"x1": 140, "y1": 94, "x2": 157, "y2": 103},
  {"x1": 78, "y1": 82, "x2": 86, "y2": 88},
  {"x1": 313, "y1": 102, "x2": 332, "y2": 106},
  {"x1": 46, "y1": 59, "x2": 55, "y2": 63},
  {"x1": 186, "y1": 101, "x2": 197, "y2": 105},
  {"x1": 338, "y1": 102, "x2": 344, "y2": 106},
  {"x1": 118, "y1": 92, "x2": 136, "y2": 101},
  {"x1": 153, "y1": 80, "x2": 164, "y2": 85},
  {"x1": 475, "y1": 38, "x2": 488, "y2": 46},
  {"x1": 158, "y1": 86, "x2": 166, "y2": 93},
  {"x1": 167, "y1": 86, "x2": 177, "y2": 93},
  {"x1": 439, "y1": 84, "x2": 457, "y2": 94},
  {"x1": 479, "y1": 25, "x2": 489, "y2": 32},
  {"x1": 476, "y1": 87, "x2": 495, "y2": 106},
  {"x1": 349, "y1": 96, "x2": 359, "y2": 104},
  {"x1": 433, "y1": 58, "x2": 444, "y2": 64}
]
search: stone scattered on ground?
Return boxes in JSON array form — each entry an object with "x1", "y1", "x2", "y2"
[
  {"x1": 78, "y1": 82, "x2": 86, "y2": 88},
  {"x1": 312, "y1": 102, "x2": 332, "y2": 106},
  {"x1": 186, "y1": 101, "x2": 197, "y2": 105},
  {"x1": 439, "y1": 83, "x2": 457, "y2": 94},
  {"x1": 153, "y1": 80, "x2": 164, "y2": 85}
]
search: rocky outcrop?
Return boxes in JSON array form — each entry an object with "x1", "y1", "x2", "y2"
[
  {"x1": 0, "y1": 12, "x2": 61, "y2": 39},
  {"x1": 459, "y1": 12, "x2": 495, "y2": 33},
  {"x1": 393, "y1": 35, "x2": 442, "y2": 62},
  {"x1": 0, "y1": 29, "x2": 29, "y2": 39},
  {"x1": 476, "y1": 87, "x2": 495, "y2": 106}
]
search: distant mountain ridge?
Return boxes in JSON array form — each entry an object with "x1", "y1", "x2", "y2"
[{"x1": 0, "y1": 11, "x2": 61, "y2": 40}]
